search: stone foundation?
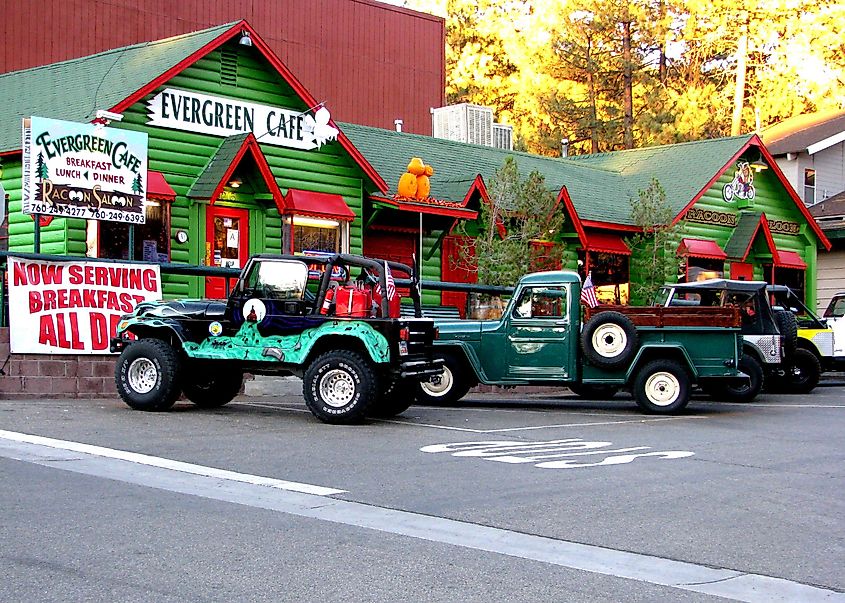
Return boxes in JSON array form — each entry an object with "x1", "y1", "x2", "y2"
[{"x1": 0, "y1": 328, "x2": 117, "y2": 399}]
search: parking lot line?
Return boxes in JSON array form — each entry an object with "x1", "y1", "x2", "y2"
[{"x1": 0, "y1": 429, "x2": 346, "y2": 496}]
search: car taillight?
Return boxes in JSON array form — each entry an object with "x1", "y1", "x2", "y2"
[
  {"x1": 400, "y1": 327, "x2": 410, "y2": 341},
  {"x1": 434, "y1": 327, "x2": 439, "y2": 340}
]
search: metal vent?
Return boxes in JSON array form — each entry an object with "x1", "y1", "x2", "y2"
[
  {"x1": 493, "y1": 123, "x2": 513, "y2": 150},
  {"x1": 220, "y1": 48, "x2": 238, "y2": 86}
]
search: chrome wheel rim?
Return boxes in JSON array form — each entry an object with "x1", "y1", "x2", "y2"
[
  {"x1": 127, "y1": 357, "x2": 157, "y2": 394},
  {"x1": 319, "y1": 368, "x2": 356, "y2": 408},
  {"x1": 644, "y1": 371, "x2": 680, "y2": 406},
  {"x1": 592, "y1": 324, "x2": 627, "y2": 358},
  {"x1": 420, "y1": 366, "x2": 454, "y2": 398}
]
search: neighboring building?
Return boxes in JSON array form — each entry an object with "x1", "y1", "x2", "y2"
[
  {"x1": 762, "y1": 109, "x2": 845, "y2": 207},
  {"x1": 808, "y1": 192, "x2": 845, "y2": 312},
  {"x1": 431, "y1": 103, "x2": 514, "y2": 150},
  {"x1": 0, "y1": 0, "x2": 445, "y2": 136}
]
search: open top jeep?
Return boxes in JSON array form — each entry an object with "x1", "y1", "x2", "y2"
[
  {"x1": 657, "y1": 279, "x2": 813, "y2": 399},
  {"x1": 110, "y1": 253, "x2": 443, "y2": 424}
]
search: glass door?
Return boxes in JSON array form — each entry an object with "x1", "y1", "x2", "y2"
[{"x1": 206, "y1": 206, "x2": 249, "y2": 298}]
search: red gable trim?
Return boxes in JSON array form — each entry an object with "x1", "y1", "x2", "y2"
[
  {"x1": 677, "y1": 237, "x2": 726, "y2": 260},
  {"x1": 559, "y1": 186, "x2": 587, "y2": 246},
  {"x1": 147, "y1": 170, "x2": 176, "y2": 200},
  {"x1": 775, "y1": 249, "x2": 807, "y2": 269},
  {"x1": 285, "y1": 189, "x2": 355, "y2": 221},
  {"x1": 583, "y1": 231, "x2": 631, "y2": 255},
  {"x1": 108, "y1": 20, "x2": 387, "y2": 194},
  {"x1": 581, "y1": 220, "x2": 640, "y2": 232},
  {"x1": 207, "y1": 133, "x2": 284, "y2": 212},
  {"x1": 672, "y1": 134, "x2": 831, "y2": 250}
]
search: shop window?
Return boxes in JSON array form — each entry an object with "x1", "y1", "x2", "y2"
[
  {"x1": 292, "y1": 216, "x2": 344, "y2": 254},
  {"x1": 583, "y1": 251, "x2": 629, "y2": 304},
  {"x1": 803, "y1": 169, "x2": 816, "y2": 206},
  {"x1": 98, "y1": 201, "x2": 170, "y2": 261},
  {"x1": 773, "y1": 267, "x2": 805, "y2": 303},
  {"x1": 681, "y1": 257, "x2": 724, "y2": 283}
]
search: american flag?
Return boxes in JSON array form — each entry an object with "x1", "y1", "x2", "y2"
[
  {"x1": 375, "y1": 261, "x2": 396, "y2": 300},
  {"x1": 580, "y1": 272, "x2": 599, "y2": 308}
]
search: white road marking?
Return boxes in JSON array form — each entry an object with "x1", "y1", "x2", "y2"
[
  {"x1": 0, "y1": 429, "x2": 345, "y2": 496},
  {"x1": 0, "y1": 430, "x2": 840, "y2": 602}
]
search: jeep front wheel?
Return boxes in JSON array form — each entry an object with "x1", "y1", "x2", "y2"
[
  {"x1": 115, "y1": 339, "x2": 182, "y2": 411},
  {"x1": 633, "y1": 360, "x2": 690, "y2": 414},
  {"x1": 304, "y1": 350, "x2": 377, "y2": 424},
  {"x1": 416, "y1": 354, "x2": 470, "y2": 405}
]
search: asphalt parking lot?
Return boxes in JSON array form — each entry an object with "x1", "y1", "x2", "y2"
[{"x1": 1, "y1": 377, "x2": 843, "y2": 602}]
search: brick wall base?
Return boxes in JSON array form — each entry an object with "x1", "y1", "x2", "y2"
[{"x1": 0, "y1": 328, "x2": 118, "y2": 399}]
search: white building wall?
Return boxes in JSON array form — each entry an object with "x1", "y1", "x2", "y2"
[
  {"x1": 816, "y1": 247, "x2": 845, "y2": 313},
  {"x1": 813, "y1": 143, "x2": 845, "y2": 202}
]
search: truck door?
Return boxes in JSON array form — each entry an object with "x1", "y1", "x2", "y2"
[{"x1": 505, "y1": 285, "x2": 572, "y2": 379}]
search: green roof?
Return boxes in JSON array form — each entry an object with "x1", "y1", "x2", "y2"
[
  {"x1": 724, "y1": 211, "x2": 764, "y2": 258},
  {"x1": 0, "y1": 22, "x2": 237, "y2": 154},
  {"x1": 339, "y1": 122, "x2": 754, "y2": 226},
  {"x1": 188, "y1": 134, "x2": 249, "y2": 198}
]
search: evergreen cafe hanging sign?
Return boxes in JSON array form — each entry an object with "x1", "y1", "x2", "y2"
[
  {"x1": 146, "y1": 89, "x2": 339, "y2": 150},
  {"x1": 23, "y1": 116, "x2": 148, "y2": 224}
]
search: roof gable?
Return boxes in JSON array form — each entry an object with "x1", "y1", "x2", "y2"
[
  {"x1": 1, "y1": 21, "x2": 385, "y2": 193},
  {"x1": 0, "y1": 23, "x2": 235, "y2": 154},
  {"x1": 761, "y1": 109, "x2": 845, "y2": 155}
]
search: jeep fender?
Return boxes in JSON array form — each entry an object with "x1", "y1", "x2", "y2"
[
  {"x1": 624, "y1": 344, "x2": 698, "y2": 383},
  {"x1": 431, "y1": 341, "x2": 486, "y2": 383}
]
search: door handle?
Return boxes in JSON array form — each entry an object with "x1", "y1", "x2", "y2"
[{"x1": 554, "y1": 320, "x2": 568, "y2": 326}]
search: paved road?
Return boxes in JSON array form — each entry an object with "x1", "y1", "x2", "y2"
[{"x1": 1, "y1": 381, "x2": 843, "y2": 602}]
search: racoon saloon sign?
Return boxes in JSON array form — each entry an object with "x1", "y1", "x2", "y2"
[{"x1": 23, "y1": 116, "x2": 148, "y2": 224}]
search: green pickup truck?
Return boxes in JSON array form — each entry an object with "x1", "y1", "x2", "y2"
[{"x1": 418, "y1": 270, "x2": 748, "y2": 414}]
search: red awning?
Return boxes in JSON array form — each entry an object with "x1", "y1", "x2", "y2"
[
  {"x1": 776, "y1": 250, "x2": 807, "y2": 269},
  {"x1": 284, "y1": 189, "x2": 355, "y2": 222},
  {"x1": 677, "y1": 238, "x2": 727, "y2": 260},
  {"x1": 583, "y1": 231, "x2": 631, "y2": 255},
  {"x1": 147, "y1": 171, "x2": 176, "y2": 200}
]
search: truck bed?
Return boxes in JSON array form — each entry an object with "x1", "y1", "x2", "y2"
[{"x1": 586, "y1": 304, "x2": 740, "y2": 328}]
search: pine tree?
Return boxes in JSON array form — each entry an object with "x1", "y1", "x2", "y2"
[{"x1": 36, "y1": 152, "x2": 48, "y2": 180}]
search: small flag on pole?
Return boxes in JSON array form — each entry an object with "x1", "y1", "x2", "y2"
[
  {"x1": 580, "y1": 272, "x2": 599, "y2": 308},
  {"x1": 375, "y1": 260, "x2": 396, "y2": 301}
]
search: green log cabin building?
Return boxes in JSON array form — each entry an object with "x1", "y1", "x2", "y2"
[{"x1": 0, "y1": 21, "x2": 831, "y2": 311}]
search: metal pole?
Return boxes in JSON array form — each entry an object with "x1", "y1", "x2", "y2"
[{"x1": 33, "y1": 215, "x2": 41, "y2": 253}]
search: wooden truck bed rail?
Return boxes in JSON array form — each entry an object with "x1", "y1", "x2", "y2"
[{"x1": 585, "y1": 304, "x2": 740, "y2": 328}]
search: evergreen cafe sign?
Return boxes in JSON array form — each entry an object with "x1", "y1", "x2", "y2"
[{"x1": 146, "y1": 89, "x2": 339, "y2": 150}]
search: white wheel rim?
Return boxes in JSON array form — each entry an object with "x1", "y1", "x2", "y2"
[
  {"x1": 644, "y1": 371, "x2": 680, "y2": 406},
  {"x1": 420, "y1": 365, "x2": 454, "y2": 398},
  {"x1": 319, "y1": 368, "x2": 356, "y2": 408},
  {"x1": 127, "y1": 357, "x2": 157, "y2": 394},
  {"x1": 592, "y1": 324, "x2": 627, "y2": 358}
]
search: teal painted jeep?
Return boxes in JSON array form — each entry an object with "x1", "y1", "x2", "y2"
[{"x1": 110, "y1": 253, "x2": 443, "y2": 424}]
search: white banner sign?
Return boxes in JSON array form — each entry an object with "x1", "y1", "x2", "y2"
[
  {"x1": 24, "y1": 116, "x2": 149, "y2": 224},
  {"x1": 8, "y1": 257, "x2": 162, "y2": 354},
  {"x1": 146, "y1": 88, "x2": 338, "y2": 150}
]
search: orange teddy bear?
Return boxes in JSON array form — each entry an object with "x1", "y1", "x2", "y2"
[{"x1": 397, "y1": 157, "x2": 434, "y2": 199}]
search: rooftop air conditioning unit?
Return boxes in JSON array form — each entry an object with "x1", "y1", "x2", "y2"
[
  {"x1": 493, "y1": 123, "x2": 513, "y2": 150},
  {"x1": 431, "y1": 103, "x2": 493, "y2": 146}
]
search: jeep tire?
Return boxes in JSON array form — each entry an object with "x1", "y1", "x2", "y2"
[
  {"x1": 182, "y1": 363, "x2": 243, "y2": 408},
  {"x1": 115, "y1": 339, "x2": 182, "y2": 411},
  {"x1": 782, "y1": 348, "x2": 821, "y2": 394},
  {"x1": 581, "y1": 311, "x2": 639, "y2": 370},
  {"x1": 304, "y1": 350, "x2": 376, "y2": 424},
  {"x1": 774, "y1": 309, "x2": 798, "y2": 357},
  {"x1": 632, "y1": 359, "x2": 691, "y2": 414},
  {"x1": 368, "y1": 376, "x2": 415, "y2": 418},
  {"x1": 416, "y1": 353, "x2": 471, "y2": 405},
  {"x1": 718, "y1": 353, "x2": 764, "y2": 402}
]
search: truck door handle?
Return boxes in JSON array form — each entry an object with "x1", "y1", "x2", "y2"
[{"x1": 554, "y1": 320, "x2": 568, "y2": 326}]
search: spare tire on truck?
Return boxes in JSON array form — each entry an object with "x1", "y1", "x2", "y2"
[
  {"x1": 580, "y1": 311, "x2": 639, "y2": 370},
  {"x1": 774, "y1": 309, "x2": 798, "y2": 357}
]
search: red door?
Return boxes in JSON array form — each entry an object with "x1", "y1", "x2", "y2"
[
  {"x1": 206, "y1": 206, "x2": 249, "y2": 298},
  {"x1": 730, "y1": 262, "x2": 754, "y2": 281},
  {"x1": 441, "y1": 235, "x2": 476, "y2": 318}
]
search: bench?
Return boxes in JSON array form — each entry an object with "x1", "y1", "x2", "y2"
[{"x1": 400, "y1": 304, "x2": 463, "y2": 319}]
